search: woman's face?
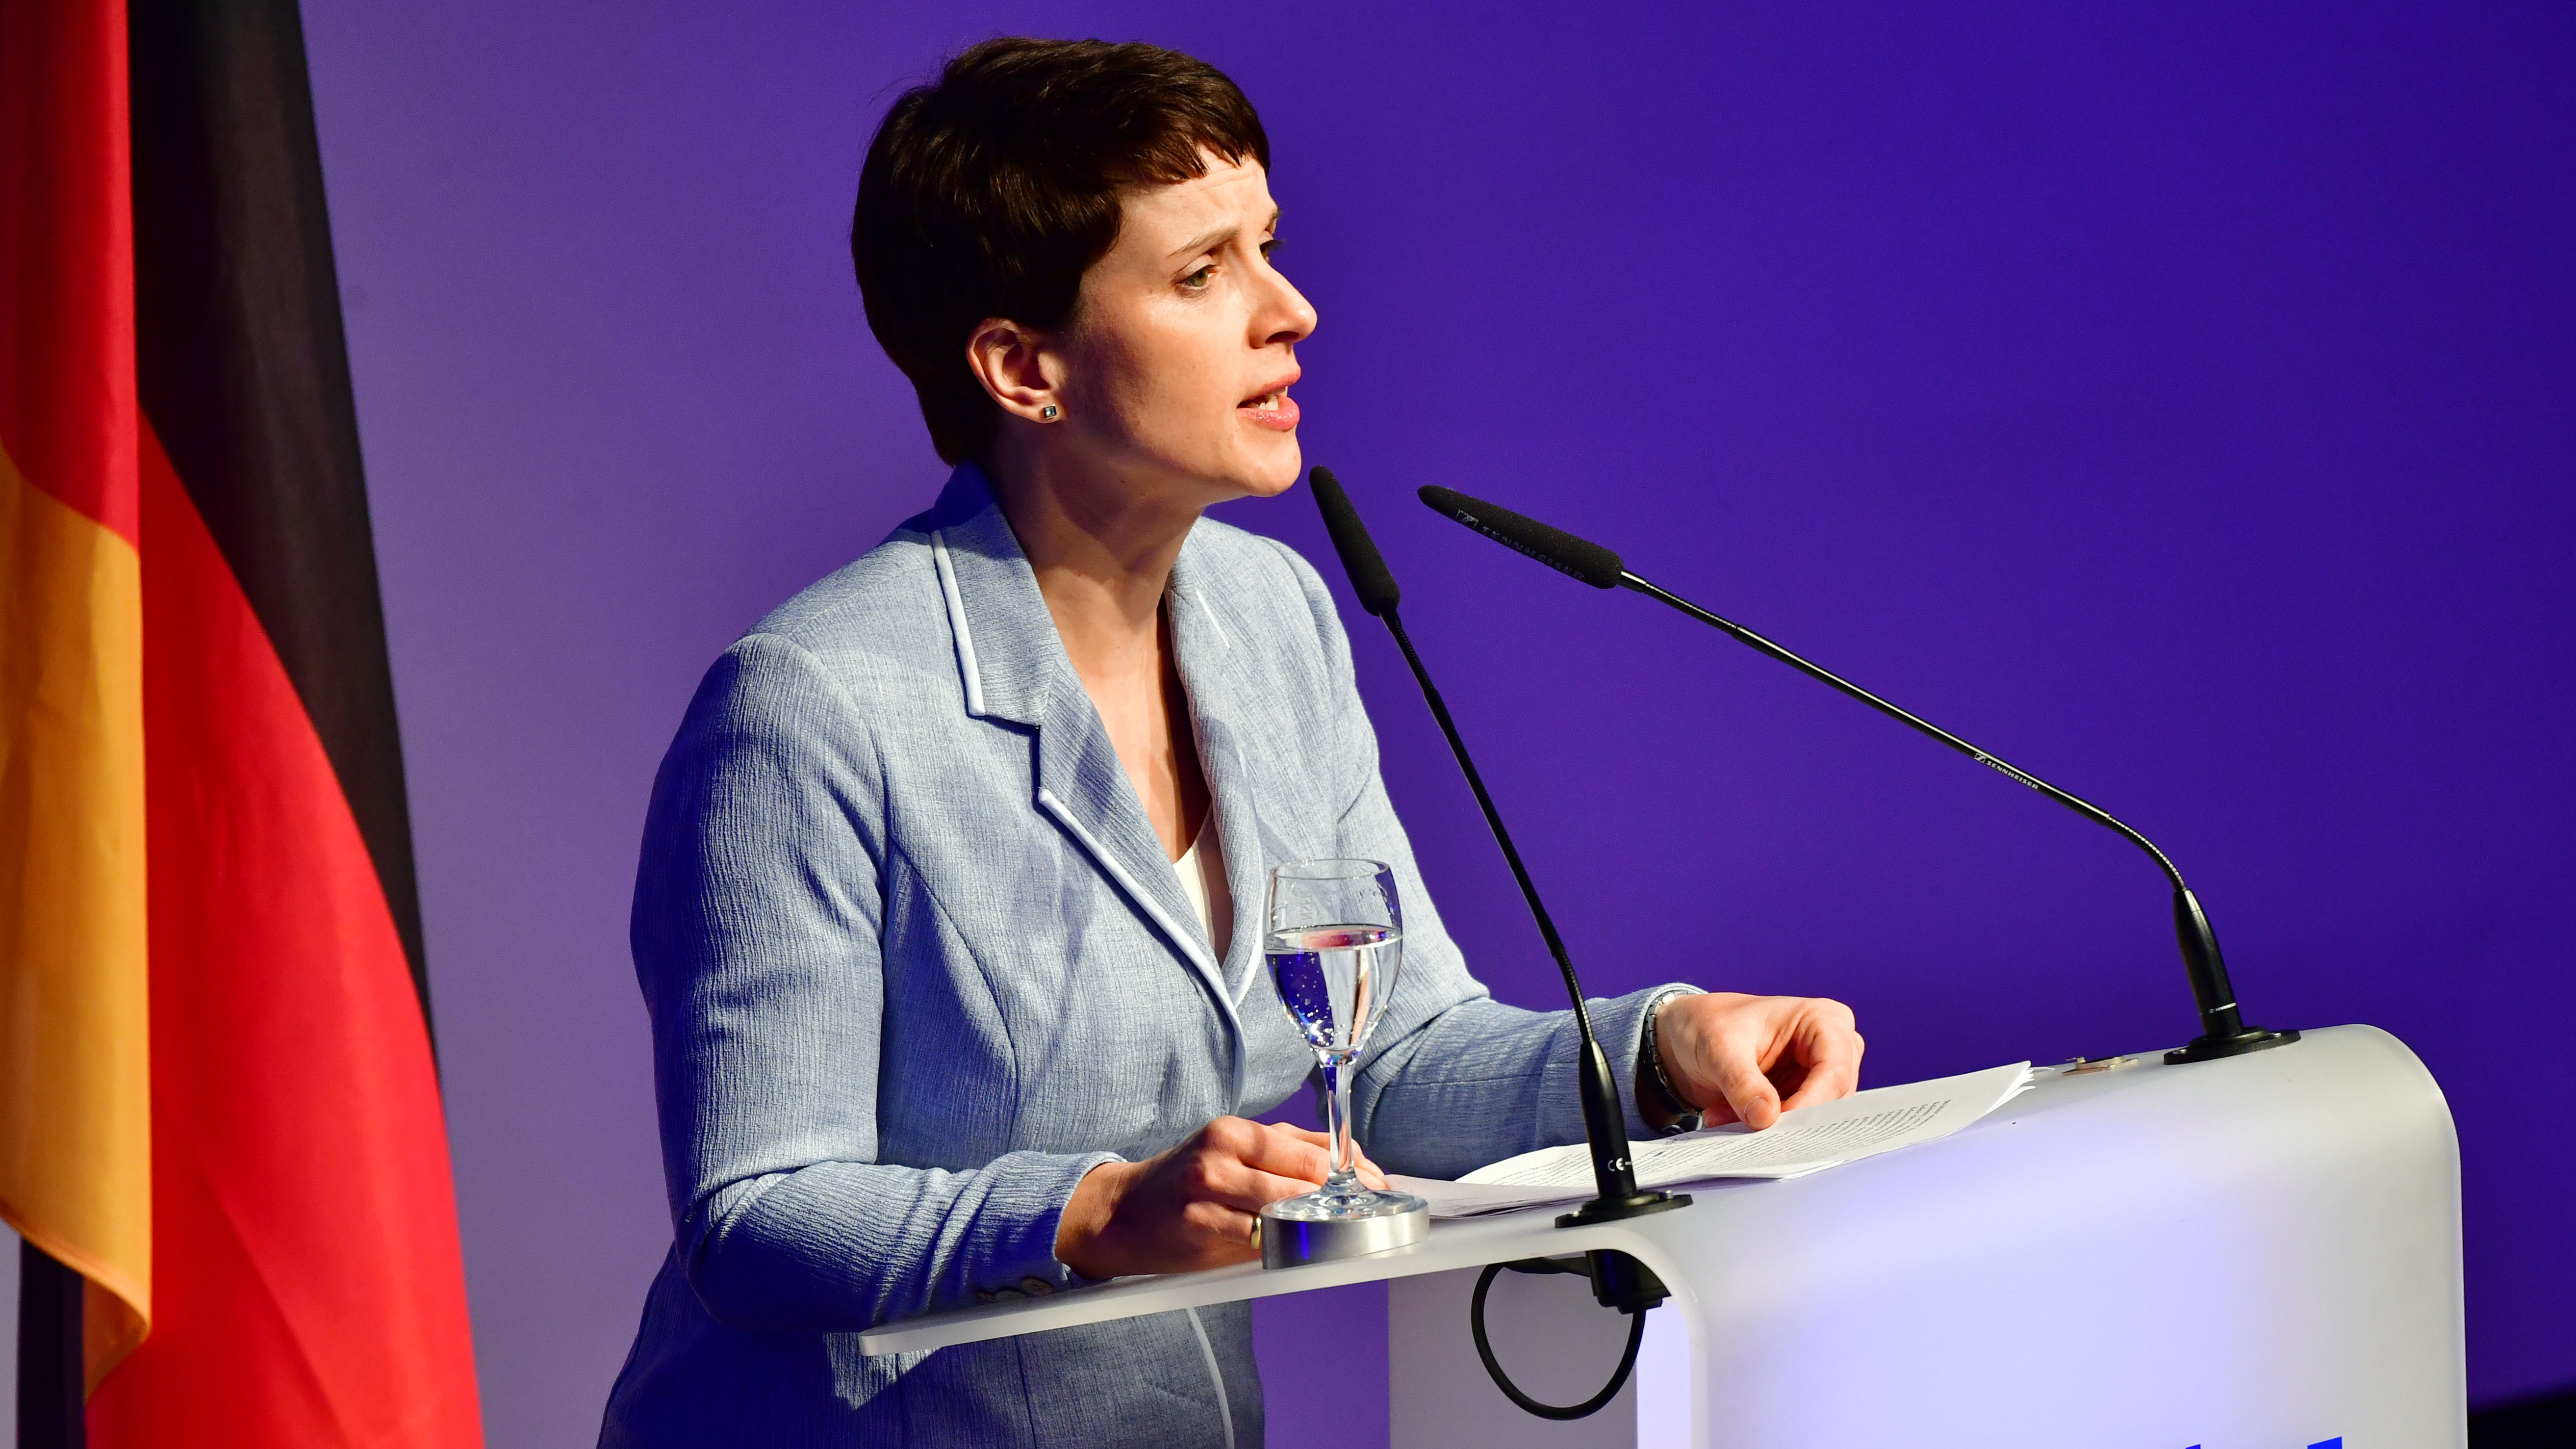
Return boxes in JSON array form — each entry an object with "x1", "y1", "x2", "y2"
[{"x1": 1046, "y1": 155, "x2": 1317, "y2": 507}]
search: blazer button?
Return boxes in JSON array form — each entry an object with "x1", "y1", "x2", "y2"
[
  {"x1": 1018, "y1": 1277, "x2": 1054, "y2": 1297},
  {"x1": 990, "y1": 1287, "x2": 1025, "y2": 1301}
]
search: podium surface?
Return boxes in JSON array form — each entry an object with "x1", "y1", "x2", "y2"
[{"x1": 861, "y1": 1024, "x2": 2463, "y2": 1446}]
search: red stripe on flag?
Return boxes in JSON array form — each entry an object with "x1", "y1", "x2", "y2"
[
  {"x1": 0, "y1": 0, "x2": 135, "y2": 543},
  {"x1": 86, "y1": 424, "x2": 481, "y2": 1448}
]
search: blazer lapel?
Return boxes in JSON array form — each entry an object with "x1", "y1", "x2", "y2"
[
  {"x1": 1166, "y1": 564, "x2": 1267, "y2": 1005},
  {"x1": 1168, "y1": 532, "x2": 1334, "y2": 1017},
  {"x1": 928, "y1": 466, "x2": 1248, "y2": 1103}
]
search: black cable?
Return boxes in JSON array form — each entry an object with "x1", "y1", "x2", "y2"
[{"x1": 1469, "y1": 1262, "x2": 1649, "y2": 1421}]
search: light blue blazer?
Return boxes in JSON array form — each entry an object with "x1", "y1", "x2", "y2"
[{"x1": 600, "y1": 466, "x2": 1686, "y2": 1448}]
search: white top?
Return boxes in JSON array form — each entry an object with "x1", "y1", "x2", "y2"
[{"x1": 1172, "y1": 816, "x2": 1233, "y2": 961}]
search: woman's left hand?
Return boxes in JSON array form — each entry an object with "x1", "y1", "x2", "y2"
[{"x1": 1652, "y1": 991, "x2": 1863, "y2": 1130}]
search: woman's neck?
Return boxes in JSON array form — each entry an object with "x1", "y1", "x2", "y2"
[
  {"x1": 985, "y1": 447, "x2": 1212, "y2": 858},
  {"x1": 985, "y1": 451, "x2": 1198, "y2": 670}
]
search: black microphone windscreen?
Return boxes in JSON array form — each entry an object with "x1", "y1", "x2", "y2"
[
  {"x1": 1418, "y1": 486, "x2": 1624, "y2": 589},
  {"x1": 1307, "y1": 466, "x2": 1403, "y2": 617}
]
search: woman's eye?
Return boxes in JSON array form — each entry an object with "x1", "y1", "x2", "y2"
[
  {"x1": 1260, "y1": 238, "x2": 1280, "y2": 260},
  {"x1": 1180, "y1": 264, "x2": 1216, "y2": 290}
]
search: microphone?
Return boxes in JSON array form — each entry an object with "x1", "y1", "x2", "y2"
[
  {"x1": 1304, "y1": 467, "x2": 1687, "y2": 1242},
  {"x1": 1418, "y1": 484, "x2": 2299, "y2": 1067}
]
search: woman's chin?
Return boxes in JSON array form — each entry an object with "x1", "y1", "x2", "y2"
[
  {"x1": 1239, "y1": 468, "x2": 1301, "y2": 501},
  {"x1": 1234, "y1": 438, "x2": 1303, "y2": 499},
  {"x1": 1144, "y1": 433, "x2": 1299, "y2": 507}
]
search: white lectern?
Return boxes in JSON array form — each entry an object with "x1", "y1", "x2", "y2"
[{"x1": 858, "y1": 1024, "x2": 2463, "y2": 1446}]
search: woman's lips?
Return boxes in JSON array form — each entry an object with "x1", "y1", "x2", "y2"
[{"x1": 1239, "y1": 390, "x2": 1300, "y2": 431}]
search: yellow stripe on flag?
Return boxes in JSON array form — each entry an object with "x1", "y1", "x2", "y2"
[{"x1": 0, "y1": 443, "x2": 151, "y2": 1385}]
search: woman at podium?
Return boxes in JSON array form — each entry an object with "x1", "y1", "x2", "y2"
[{"x1": 598, "y1": 36, "x2": 1863, "y2": 1449}]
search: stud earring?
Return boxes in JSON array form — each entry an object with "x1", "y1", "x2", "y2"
[{"x1": 1040, "y1": 404, "x2": 1060, "y2": 421}]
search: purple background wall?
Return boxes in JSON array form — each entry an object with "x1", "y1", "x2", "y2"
[{"x1": 291, "y1": 2, "x2": 2572, "y2": 1443}]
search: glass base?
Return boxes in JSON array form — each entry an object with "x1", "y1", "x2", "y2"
[
  {"x1": 1262, "y1": 1187, "x2": 1427, "y2": 1222},
  {"x1": 1259, "y1": 1190, "x2": 1429, "y2": 1269}
]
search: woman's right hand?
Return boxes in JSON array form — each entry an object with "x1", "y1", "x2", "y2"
[{"x1": 1054, "y1": 1116, "x2": 1388, "y2": 1279}]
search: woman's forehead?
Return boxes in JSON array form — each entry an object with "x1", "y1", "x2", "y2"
[{"x1": 1124, "y1": 156, "x2": 1275, "y2": 256}]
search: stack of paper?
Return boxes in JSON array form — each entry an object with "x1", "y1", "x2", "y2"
[{"x1": 1390, "y1": 1061, "x2": 2038, "y2": 1219}]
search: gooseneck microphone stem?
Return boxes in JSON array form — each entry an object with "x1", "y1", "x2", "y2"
[
  {"x1": 1303, "y1": 467, "x2": 1686, "y2": 1227},
  {"x1": 1415, "y1": 482, "x2": 2297, "y2": 1066},
  {"x1": 1616, "y1": 572, "x2": 2185, "y2": 882},
  {"x1": 1377, "y1": 611, "x2": 1664, "y2": 1214},
  {"x1": 1613, "y1": 570, "x2": 2285, "y2": 1062},
  {"x1": 1379, "y1": 612, "x2": 1596, "y2": 1041}
]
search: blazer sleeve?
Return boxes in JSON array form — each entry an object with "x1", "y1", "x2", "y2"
[
  {"x1": 1260, "y1": 541, "x2": 1692, "y2": 1181},
  {"x1": 632, "y1": 632, "x2": 1117, "y2": 1333}
]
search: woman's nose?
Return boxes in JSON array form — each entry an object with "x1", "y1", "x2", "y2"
[{"x1": 1256, "y1": 269, "x2": 1318, "y2": 347}]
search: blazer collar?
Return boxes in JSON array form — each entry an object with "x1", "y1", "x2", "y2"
[{"x1": 920, "y1": 463, "x2": 1062, "y2": 729}]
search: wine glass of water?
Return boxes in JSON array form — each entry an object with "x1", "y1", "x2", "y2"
[{"x1": 1264, "y1": 859, "x2": 1426, "y2": 1225}]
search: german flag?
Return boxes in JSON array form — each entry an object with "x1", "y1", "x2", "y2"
[{"x1": 3, "y1": 0, "x2": 482, "y2": 1443}]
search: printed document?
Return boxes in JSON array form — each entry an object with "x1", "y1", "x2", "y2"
[{"x1": 1391, "y1": 1060, "x2": 2037, "y2": 1219}]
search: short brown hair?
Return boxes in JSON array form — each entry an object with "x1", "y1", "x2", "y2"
[{"x1": 852, "y1": 38, "x2": 1271, "y2": 464}]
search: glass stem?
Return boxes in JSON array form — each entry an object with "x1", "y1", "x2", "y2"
[{"x1": 1322, "y1": 1055, "x2": 1359, "y2": 1191}]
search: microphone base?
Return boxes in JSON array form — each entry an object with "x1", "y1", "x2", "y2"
[
  {"x1": 2166, "y1": 1025, "x2": 2303, "y2": 1064},
  {"x1": 1555, "y1": 1189, "x2": 1691, "y2": 1230}
]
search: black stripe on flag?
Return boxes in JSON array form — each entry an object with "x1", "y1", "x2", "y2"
[{"x1": 128, "y1": 0, "x2": 431, "y2": 1034}]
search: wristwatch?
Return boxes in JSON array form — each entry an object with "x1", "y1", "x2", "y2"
[{"x1": 1637, "y1": 986, "x2": 1705, "y2": 1135}]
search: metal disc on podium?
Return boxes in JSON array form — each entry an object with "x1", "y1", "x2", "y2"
[{"x1": 1260, "y1": 1192, "x2": 1428, "y2": 1269}]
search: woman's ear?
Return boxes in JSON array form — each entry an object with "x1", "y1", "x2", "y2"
[{"x1": 965, "y1": 317, "x2": 1065, "y2": 424}]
